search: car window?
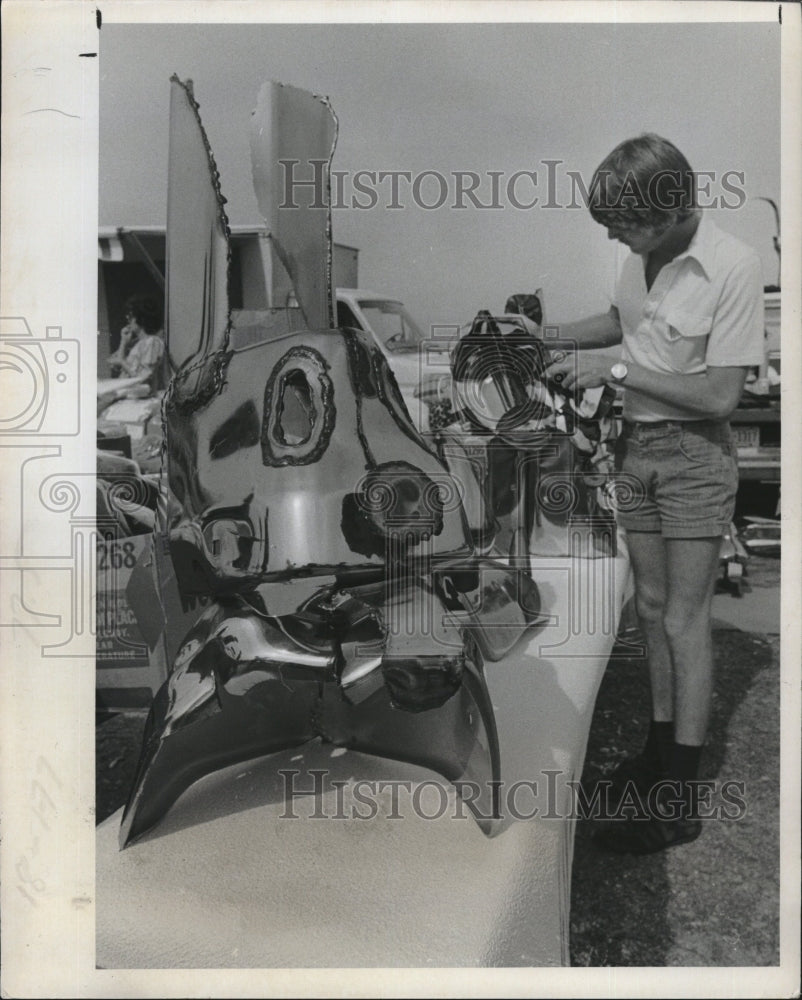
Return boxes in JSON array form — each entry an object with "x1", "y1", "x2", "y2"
[
  {"x1": 337, "y1": 301, "x2": 362, "y2": 330},
  {"x1": 357, "y1": 300, "x2": 426, "y2": 351}
]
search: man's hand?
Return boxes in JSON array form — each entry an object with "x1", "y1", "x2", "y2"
[{"x1": 543, "y1": 352, "x2": 611, "y2": 391}]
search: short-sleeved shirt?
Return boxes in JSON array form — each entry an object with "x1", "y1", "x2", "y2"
[
  {"x1": 126, "y1": 332, "x2": 166, "y2": 387},
  {"x1": 612, "y1": 215, "x2": 765, "y2": 422}
]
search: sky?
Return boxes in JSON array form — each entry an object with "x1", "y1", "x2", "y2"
[{"x1": 99, "y1": 17, "x2": 781, "y2": 332}]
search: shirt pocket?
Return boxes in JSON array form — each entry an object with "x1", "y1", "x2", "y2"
[{"x1": 661, "y1": 309, "x2": 712, "y2": 372}]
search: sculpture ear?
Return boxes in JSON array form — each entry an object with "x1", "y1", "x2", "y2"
[
  {"x1": 249, "y1": 81, "x2": 337, "y2": 331},
  {"x1": 165, "y1": 76, "x2": 231, "y2": 376}
]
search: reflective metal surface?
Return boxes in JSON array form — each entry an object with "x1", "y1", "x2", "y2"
[
  {"x1": 120, "y1": 79, "x2": 540, "y2": 848},
  {"x1": 250, "y1": 81, "x2": 338, "y2": 330},
  {"x1": 428, "y1": 309, "x2": 618, "y2": 559},
  {"x1": 166, "y1": 77, "x2": 231, "y2": 382},
  {"x1": 164, "y1": 327, "x2": 475, "y2": 594},
  {"x1": 120, "y1": 576, "x2": 517, "y2": 846},
  {"x1": 120, "y1": 540, "x2": 541, "y2": 846}
]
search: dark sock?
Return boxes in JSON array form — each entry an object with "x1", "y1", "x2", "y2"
[
  {"x1": 643, "y1": 720, "x2": 674, "y2": 773},
  {"x1": 668, "y1": 741, "x2": 704, "y2": 820},
  {"x1": 670, "y1": 741, "x2": 703, "y2": 781}
]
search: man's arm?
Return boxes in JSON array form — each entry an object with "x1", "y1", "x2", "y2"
[
  {"x1": 544, "y1": 356, "x2": 750, "y2": 421},
  {"x1": 608, "y1": 363, "x2": 748, "y2": 420},
  {"x1": 545, "y1": 251, "x2": 763, "y2": 420},
  {"x1": 548, "y1": 306, "x2": 623, "y2": 350}
]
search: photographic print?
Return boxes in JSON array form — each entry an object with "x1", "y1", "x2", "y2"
[{"x1": 1, "y1": 2, "x2": 800, "y2": 996}]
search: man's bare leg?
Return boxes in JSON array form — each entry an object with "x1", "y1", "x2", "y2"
[
  {"x1": 595, "y1": 534, "x2": 723, "y2": 853},
  {"x1": 625, "y1": 530, "x2": 672, "y2": 724},
  {"x1": 664, "y1": 536, "x2": 723, "y2": 745},
  {"x1": 593, "y1": 531, "x2": 673, "y2": 804}
]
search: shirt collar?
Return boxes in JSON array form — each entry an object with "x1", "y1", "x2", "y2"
[{"x1": 671, "y1": 213, "x2": 715, "y2": 279}]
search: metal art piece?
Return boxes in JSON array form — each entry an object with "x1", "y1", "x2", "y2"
[
  {"x1": 119, "y1": 79, "x2": 540, "y2": 848},
  {"x1": 419, "y1": 306, "x2": 618, "y2": 561},
  {"x1": 250, "y1": 81, "x2": 338, "y2": 329},
  {"x1": 165, "y1": 77, "x2": 232, "y2": 389}
]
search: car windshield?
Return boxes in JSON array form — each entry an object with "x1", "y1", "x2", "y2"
[{"x1": 357, "y1": 299, "x2": 427, "y2": 351}]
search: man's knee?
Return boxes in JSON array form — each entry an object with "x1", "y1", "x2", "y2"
[
  {"x1": 635, "y1": 588, "x2": 665, "y2": 626},
  {"x1": 663, "y1": 604, "x2": 712, "y2": 644}
]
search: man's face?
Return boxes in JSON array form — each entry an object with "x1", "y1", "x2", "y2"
[{"x1": 602, "y1": 214, "x2": 677, "y2": 256}]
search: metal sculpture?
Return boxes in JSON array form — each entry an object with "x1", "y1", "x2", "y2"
[{"x1": 119, "y1": 78, "x2": 540, "y2": 848}]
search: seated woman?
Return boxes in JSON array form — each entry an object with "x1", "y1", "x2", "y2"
[{"x1": 107, "y1": 293, "x2": 166, "y2": 394}]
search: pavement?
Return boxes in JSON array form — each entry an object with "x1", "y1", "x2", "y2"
[{"x1": 711, "y1": 580, "x2": 780, "y2": 634}]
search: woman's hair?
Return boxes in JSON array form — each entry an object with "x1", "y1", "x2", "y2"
[
  {"x1": 124, "y1": 294, "x2": 164, "y2": 334},
  {"x1": 588, "y1": 133, "x2": 696, "y2": 228}
]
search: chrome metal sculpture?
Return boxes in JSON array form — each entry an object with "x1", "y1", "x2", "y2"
[
  {"x1": 119, "y1": 78, "x2": 540, "y2": 848},
  {"x1": 418, "y1": 307, "x2": 619, "y2": 570}
]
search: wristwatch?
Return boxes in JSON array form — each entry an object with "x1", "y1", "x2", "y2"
[{"x1": 610, "y1": 362, "x2": 629, "y2": 385}]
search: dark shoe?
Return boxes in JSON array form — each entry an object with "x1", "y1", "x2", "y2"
[
  {"x1": 593, "y1": 816, "x2": 702, "y2": 855},
  {"x1": 583, "y1": 754, "x2": 662, "y2": 817},
  {"x1": 606, "y1": 753, "x2": 662, "y2": 793}
]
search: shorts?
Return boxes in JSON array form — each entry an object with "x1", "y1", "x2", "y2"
[{"x1": 613, "y1": 419, "x2": 739, "y2": 538}]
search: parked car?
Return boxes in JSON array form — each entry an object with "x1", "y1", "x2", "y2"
[{"x1": 335, "y1": 289, "x2": 452, "y2": 431}]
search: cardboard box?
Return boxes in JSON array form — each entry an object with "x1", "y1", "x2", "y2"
[{"x1": 96, "y1": 534, "x2": 166, "y2": 712}]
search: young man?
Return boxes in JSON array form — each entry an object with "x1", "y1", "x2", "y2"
[{"x1": 545, "y1": 134, "x2": 764, "y2": 853}]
